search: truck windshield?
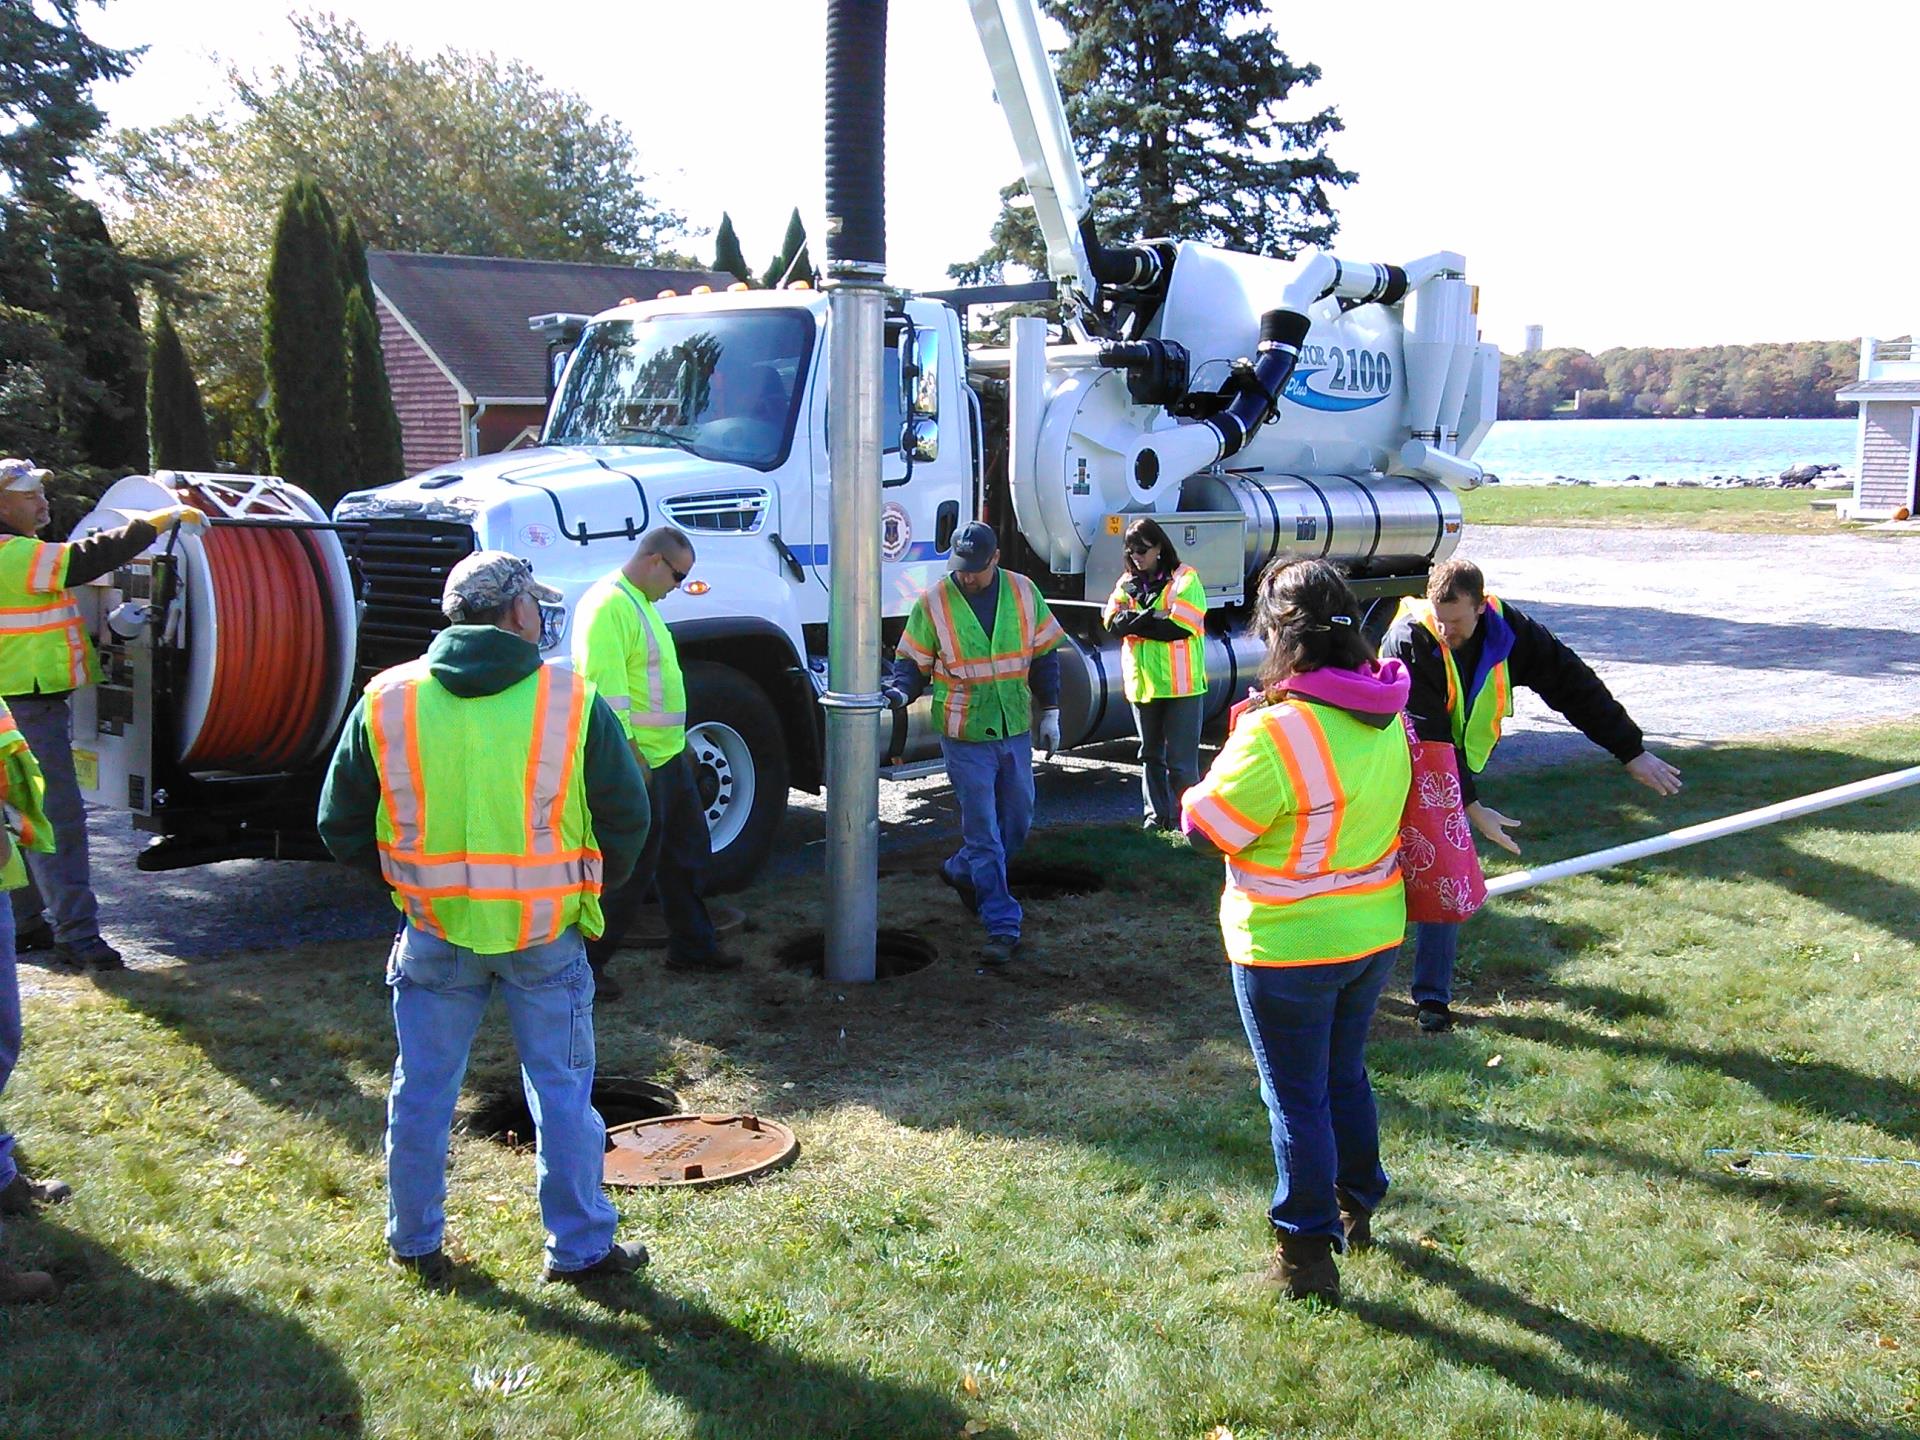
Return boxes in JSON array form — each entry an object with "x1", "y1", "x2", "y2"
[{"x1": 544, "y1": 310, "x2": 815, "y2": 470}]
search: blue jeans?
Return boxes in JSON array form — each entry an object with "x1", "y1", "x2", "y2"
[
  {"x1": 7, "y1": 694, "x2": 100, "y2": 944},
  {"x1": 1133, "y1": 694, "x2": 1204, "y2": 829},
  {"x1": 1232, "y1": 946, "x2": 1396, "y2": 1244},
  {"x1": 385, "y1": 924, "x2": 617, "y2": 1273},
  {"x1": 939, "y1": 735, "x2": 1034, "y2": 940},
  {"x1": 589, "y1": 747, "x2": 716, "y2": 971},
  {"x1": 1410, "y1": 921, "x2": 1460, "y2": 1006},
  {"x1": 0, "y1": 899, "x2": 17, "y2": 1195}
]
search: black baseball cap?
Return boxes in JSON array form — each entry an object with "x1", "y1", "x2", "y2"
[{"x1": 949, "y1": 521, "x2": 998, "y2": 574}]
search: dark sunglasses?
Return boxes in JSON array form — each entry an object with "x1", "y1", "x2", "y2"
[
  {"x1": 1126, "y1": 538, "x2": 1158, "y2": 554},
  {"x1": 664, "y1": 556, "x2": 689, "y2": 585}
]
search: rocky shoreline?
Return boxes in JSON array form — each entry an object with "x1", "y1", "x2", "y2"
[{"x1": 1479, "y1": 462, "x2": 1852, "y2": 490}]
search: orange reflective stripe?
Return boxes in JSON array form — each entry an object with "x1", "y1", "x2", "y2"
[
  {"x1": 1169, "y1": 636, "x2": 1194, "y2": 694},
  {"x1": 380, "y1": 851, "x2": 604, "y2": 895},
  {"x1": 1263, "y1": 704, "x2": 1343, "y2": 874},
  {"x1": 370, "y1": 681, "x2": 424, "y2": 854},
  {"x1": 28, "y1": 543, "x2": 64, "y2": 592},
  {"x1": 927, "y1": 582, "x2": 962, "y2": 663},
  {"x1": 896, "y1": 630, "x2": 936, "y2": 669},
  {"x1": 1227, "y1": 847, "x2": 1401, "y2": 904},
  {"x1": 1184, "y1": 791, "x2": 1261, "y2": 852}
]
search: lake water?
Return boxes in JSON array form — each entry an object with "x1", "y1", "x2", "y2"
[{"x1": 1470, "y1": 417, "x2": 1856, "y2": 486}]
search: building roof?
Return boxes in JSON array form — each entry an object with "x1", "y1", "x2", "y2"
[
  {"x1": 367, "y1": 250, "x2": 735, "y2": 404},
  {"x1": 1836, "y1": 379, "x2": 1920, "y2": 401}
]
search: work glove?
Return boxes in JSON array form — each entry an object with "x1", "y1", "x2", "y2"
[
  {"x1": 1106, "y1": 609, "x2": 1140, "y2": 638},
  {"x1": 137, "y1": 505, "x2": 207, "y2": 533},
  {"x1": 881, "y1": 685, "x2": 909, "y2": 713},
  {"x1": 1037, "y1": 708, "x2": 1061, "y2": 757}
]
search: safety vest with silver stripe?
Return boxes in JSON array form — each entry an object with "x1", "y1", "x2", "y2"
[
  {"x1": 896, "y1": 570, "x2": 1065, "y2": 742},
  {"x1": 1103, "y1": 563, "x2": 1208, "y2": 702},
  {"x1": 570, "y1": 573, "x2": 686, "y2": 768},
  {"x1": 1397, "y1": 594, "x2": 1513, "y2": 773},
  {"x1": 0, "y1": 536, "x2": 98, "y2": 696},
  {"x1": 1183, "y1": 696, "x2": 1411, "y2": 966},
  {"x1": 0, "y1": 699, "x2": 52, "y2": 891},
  {"x1": 364, "y1": 658, "x2": 606, "y2": 953}
]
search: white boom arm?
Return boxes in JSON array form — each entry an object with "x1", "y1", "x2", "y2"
[{"x1": 968, "y1": 0, "x2": 1097, "y2": 298}]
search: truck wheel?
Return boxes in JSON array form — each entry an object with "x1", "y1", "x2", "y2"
[{"x1": 683, "y1": 661, "x2": 789, "y2": 893}]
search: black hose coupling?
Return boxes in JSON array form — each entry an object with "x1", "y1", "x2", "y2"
[{"x1": 1096, "y1": 338, "x2": 1190, "y2": 407}]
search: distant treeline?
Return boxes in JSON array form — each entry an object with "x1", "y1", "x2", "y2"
[{"x1": 1498, "y1": 340, "x2": 1867, "y2": 420}]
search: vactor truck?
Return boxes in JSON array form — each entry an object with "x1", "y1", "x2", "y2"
[{"x1": 68, "y1": 0, "x2": 1496, "y2": 889}]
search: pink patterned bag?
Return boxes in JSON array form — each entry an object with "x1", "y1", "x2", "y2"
[{"x1": 1397, "y1": 716, "x2": 1486, "y2": 923}]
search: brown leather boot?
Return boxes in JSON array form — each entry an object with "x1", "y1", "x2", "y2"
[
  {"x1": 1338, "y1": 1194, "x2": 1373, "y2": 1251},
  {"x1": 1267, "y1": 1233, "x2": 1340, "y2": 1306},
  {"x1": 0, "y1": 1259, "x2": 57, "y2": 1304}
]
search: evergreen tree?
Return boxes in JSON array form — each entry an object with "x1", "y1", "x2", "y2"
[
  {"x1": 336, "y1": 212, "x2": 404, "y2": 486},
  {"x1": 953, "y1": 0, "x2": 1352, "y2": 282},
  {"x1": 337, "y1": 213, "x2": 374, "y2": 308},
  {"x1": 53, "y1": 199, "x2": 149, "y2": 472},
  {"x1": 760, "y1": 208, "x2": 814, "y2": 289},
  {"x1": 263, "y1": 177, "x2": 352, "y2": 507},
  {"x1": 712, "y1": 213, "x2": 752, "y2": 285},
  {"x1": 147, "y1": 300, "x2": 215, "y2": 472}
]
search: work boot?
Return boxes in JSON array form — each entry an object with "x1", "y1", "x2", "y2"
[
  {"x1": 389, "y1": 1247, "x2": 455, "y2": 1291},
  {"x1": 591, "y1": 965, "x2": 624, "y2": 1003},
  {"x1": 54, "y1": 937, "x2": 122, "y2": 973},
  {"x1": 544, "y1": 1239, "x2": 648, "y2": 1285},
  {"x1": 0, "y1": 1259, "x2": 57, "y2": 1304},
  {"x1": 1416, "y1": 1001, "x2": 1453, "y2": 1034},
  {"x1": 938, "y1": 866, "x2": 979, "y2": 915},
  {"x1": 13, "y1": 916, "x2": 55, "y2": 954},
  {"x1": 0, "y1": 1171, "x2": 73, "y2": 1216},
  {"x1": 978, "y1": 935, "x2": 1020, "y2": 967},
  {"x1": 1337, "y1": 1194, "x2": 1373, "y2": 1252},
  {"x1": 1267, "y1": 1233, "x2": 1340, "y2": 1306}
]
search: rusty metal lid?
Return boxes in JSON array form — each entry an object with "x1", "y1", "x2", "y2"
[{"x1": 603, "y1": 1113, "x2": 798, "y2": 1188}]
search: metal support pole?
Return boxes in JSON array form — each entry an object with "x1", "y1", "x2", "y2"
[{"x1": 1485, "y1": 764, "x2": 1920, "y2": 899}]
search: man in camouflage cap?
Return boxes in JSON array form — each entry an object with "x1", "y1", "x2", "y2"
[{"x1": 319, "y1": 551, "x2": 652, "y2": 1287}]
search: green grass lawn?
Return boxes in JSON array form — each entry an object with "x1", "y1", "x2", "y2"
[
  {"x1": 3, "y1": 723, "x2": 1917, "y2": 1438},
  {"x1": 1460, "y1": 484, "x2": 1862, "y2": 533}
]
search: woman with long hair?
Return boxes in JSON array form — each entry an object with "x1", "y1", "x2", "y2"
[
  {"x1": 1101, "y1": 516, "x2": 1208, "y2": 829},
  {"x1": 1180, "y1": 558, "x2": 1412, "y2": 1306}
]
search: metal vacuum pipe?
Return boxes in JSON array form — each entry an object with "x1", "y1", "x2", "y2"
[
  {"x1": 820, "y1": 0, "x2": 888, "y2": 984},
  {"x1": 1485, "y1": 765, "x2": 1920, "y2": 899}
]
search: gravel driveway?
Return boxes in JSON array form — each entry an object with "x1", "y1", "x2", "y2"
[{"x1": 60, "y1": 525, "x2": 1920, "y2": 970}]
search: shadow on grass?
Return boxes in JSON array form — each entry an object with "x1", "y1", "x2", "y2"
[
  {"x1": 442, "y1": 1270, "x2": 990, "y2": 1440},
  {"x1": 0, "y1": 1222, "x2": 362, "y2": 1437},
  {"x1": 1353, "y1": 1238, "x2": 1907, "y2": 1440}
]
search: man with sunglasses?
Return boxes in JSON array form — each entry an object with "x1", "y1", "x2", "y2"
[{"x1": 573, "y1": 526, "x2": 732, "y2": 992}]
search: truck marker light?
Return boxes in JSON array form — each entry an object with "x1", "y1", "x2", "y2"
[
  {"x1": 786, "y1": 281, "x2": 812, "y2": 291},
  {"x1": 684, "y1": 579, "x2": 711, "y2": 596},
  {"x1": 620, "y1": 296, "x2": 637, "y2": 305},
  {"x1": 692, "y1": 285, "x2": 714, "y2": 295},
  {"x1": 656, "y1": 289, "x2": 678, "y2": 299},
  {"x1": 728, "y1": 282, "x2": 750, "y2": 292}
]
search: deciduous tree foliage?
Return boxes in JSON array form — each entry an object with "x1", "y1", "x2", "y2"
[
  {"x1": 955, "y1": 0, "x2": 1352, "y2": 282},
  {"x1": 147, "y1": 300, "x2": 215, "y2": 473},
  {"x1": 1499, "y1": 341, "x2": 1864, "y2": 420},
  {"x1": 712, "y1": 214, "x2": 752, "y2": 286},
  {"x1": 264, "y1": 177, "x2": 352, "y2": 507}
]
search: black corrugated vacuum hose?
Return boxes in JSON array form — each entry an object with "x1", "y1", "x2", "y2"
[
  {"x1": 1209, "y1": 308, "x2": 1312, "y2": 459},
  {"x1": 824, "y1": 0, "x2": 888, "y2": 270}
]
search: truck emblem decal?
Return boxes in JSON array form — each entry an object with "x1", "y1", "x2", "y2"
[
  {"x1": 881, "y1": 503, "x2": 913, "y2": 564},
  {"x1": 1282, "y1": 363, "x2": 1391, "y2": 413},
  {"x1": 519, "y1": 523, "x2": 556, "y2": 549}
]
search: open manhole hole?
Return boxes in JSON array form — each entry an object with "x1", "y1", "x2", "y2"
[
  {"x1": 775, "y1": 927, "x2": 936, "y2": 979},
  {"x1": 1006, "y1": 858, "x2": 1106, "y2": 900},
  {"x1": 472, "y1": 1077, "x2": 682, "y2": 1147}
]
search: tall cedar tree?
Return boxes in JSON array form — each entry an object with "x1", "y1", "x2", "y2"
[
  {"x1": 336, "y1": 214, "x2": 404, "y2": 485},
  {"x1": 0, "y1": 0, "x2": 137, "y2": 468},
  {"x1": 54, "y1": 199, "x2": 149, "y2": 471},
  {"x1": 264, "y1": 177, "x2": 352, "y2": 507},
  {"x1": 147, "y1": 300, "x2": 215, "y2": 471},
  {"x1": 712, "y1": 214, "x2": 752, "y2": 286},
  {"x1": 953, "y1": 0, "x2": 1352, "y2": 282},
  {"x1": 760, "y1": 209, "x2": 814, "y2": 290}
]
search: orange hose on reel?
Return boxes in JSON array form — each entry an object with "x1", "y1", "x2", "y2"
[{"x1": 177, "y1": 483, "x2": 337, "y2": 773}]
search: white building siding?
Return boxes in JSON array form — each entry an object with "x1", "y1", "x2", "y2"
[{"x1": 1859, "y1": 402, "x2": 1916, "y2": 512}]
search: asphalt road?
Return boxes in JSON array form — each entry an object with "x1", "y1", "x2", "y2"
[{"x1": 67, "y1": 525, "x2": 1920, "y2": 969}]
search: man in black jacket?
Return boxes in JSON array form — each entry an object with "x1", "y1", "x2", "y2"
[{"x1": 1381, "y1": 557, "x2": 1682, "y2": 1032}]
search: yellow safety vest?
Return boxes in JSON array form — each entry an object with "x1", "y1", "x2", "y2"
[
  {"x1": 1183, "y1": 696, "x2": 1411, "y2": 966},
  {"x1": 0, "y1": 535, "x2": 99, "y2": 695},
  {"x1": 896, "y1": 570, "x2": 1065, "y2": 742},
  {"x1": 1397, "y1": 594, "x2": 1513, "y2": 773},
  {"x1": 0, "y1": 699, "x2": 52, "y2": 891},
  {"x1": 1103, "y1": 563, "x2": 1208, "y2": 702},
  {"x1": 364, "y1": 657, "x2": 605, "y2": 953},
  {"x1": 571, "y1": 574, "x2": 686, "y2": 768}
]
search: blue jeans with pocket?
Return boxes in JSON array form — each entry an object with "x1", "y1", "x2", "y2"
[
  {"x1": 939, "y1": 735, "x2": 1034, "y2": 940},
  {"x1": 385, "y1": 924, "x2": 617, "y2": 1273},
  {"x1": 0, "y1": 900, "x2": 18, "y2": 1197},
  {"x1": 1232, "y1": 945, "x2": 1396, "y2": 1244}
]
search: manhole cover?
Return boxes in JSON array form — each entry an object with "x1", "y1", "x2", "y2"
[
  {"x1": 604, "y1": 1113, "x2": 799, "y2": 1188},
  {"x1": 1006, "y1": 858, "x2": 1105, "y2": 900},
  {"x1": 473, "y1": 1077, "x2": 681, "y2": 1147},
  {"x1": 775, "y1": 927, "x2": 936, "y2": 978},
  {"x1": 625, "y1": 901, "x2": 747, "y2": 947}
]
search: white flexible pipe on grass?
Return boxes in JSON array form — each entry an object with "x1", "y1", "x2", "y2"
[{"x1": 1484, "y1": 765, "x2": 1920, "y2": 899}]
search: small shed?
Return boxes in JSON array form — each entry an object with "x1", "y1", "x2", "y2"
[
  {"x1": 1835, "y1": 338, "x2": 1920, "y2": 518},
  {"x1": 368, "y1": 251, "x2": 734, "y2": 475}
]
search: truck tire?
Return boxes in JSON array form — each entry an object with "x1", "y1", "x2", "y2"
[{"x1": 683, "y1": 660, "x2": 789, "y2": 893}]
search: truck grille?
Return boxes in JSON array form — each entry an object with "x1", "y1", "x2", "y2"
[{"x1": 341, "y1": 519, "x2": 476, "y2": 687}]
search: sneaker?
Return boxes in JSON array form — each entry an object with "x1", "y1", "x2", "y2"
[
  {"x1": 978, "y1": 936, "x2": 1020, "y2": 967},
  {"x1": 0, "y1": 1259, "x2": 57, "y2": 1304},
  {"x1": 1416, "y1": 1001, "x2": 1454, "y2": 1034},
  {"x1": 0, "y1": 1171, "x2": 73, "y2": 1216},
  {"x1": 1266, "y1": 1233, "x2": 1340, "y2": 1306},
  {"x1": 54, "y1": 937, "x2": 122, "y2": 973},
  {"x1": 389, "y1": 1247, "x2": 455, "y2": 1290},
  {"x1": 544, "y1": 1239, "x2": 648, "y2": 1284},
  {"x1": 938, "y1": 866, "x2": 979, "y2": 915},
  {"x1": 13, "y1": 917, "x2": 55, "y2": 954},
  {"x1": 664, "y1": 949, "x2": 741, "y2": 974}
]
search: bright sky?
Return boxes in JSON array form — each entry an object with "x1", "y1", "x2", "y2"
[{"x1": 86, "y1": 0, "x2": 1920, "y2": 353}]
